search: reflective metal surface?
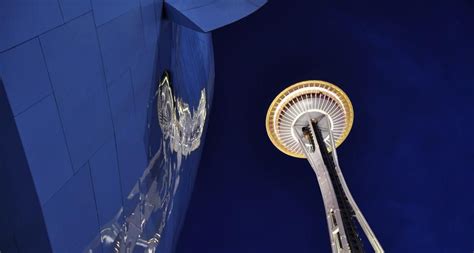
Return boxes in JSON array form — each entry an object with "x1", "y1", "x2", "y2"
[
  {"x1": 0, "y1": 0, "x2": 266, "y2": 251},
  {"x1": 158, "y1": 72, "x2": 207, "y2": 156},
  {"x1": 85, "y1": 73, "x2": 207, "y2": 253},
  {"x1": 85, "y1": 22, "x2": 214, "y2": 253}
]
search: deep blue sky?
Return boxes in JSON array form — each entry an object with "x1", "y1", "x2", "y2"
[{"x1": 177, "y1": 1, "x2": 474, "y2": 252}]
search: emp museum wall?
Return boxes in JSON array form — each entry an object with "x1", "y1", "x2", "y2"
[{"x1": 0, "y1": 1, "x2": 266, "y2": 252}]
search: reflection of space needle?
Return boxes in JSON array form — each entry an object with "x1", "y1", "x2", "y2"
[{"x1": 266, "y1": 81, "x2": 384, "y2": 253}]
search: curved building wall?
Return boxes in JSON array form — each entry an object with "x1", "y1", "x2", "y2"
[{"x1": 0, "y1": 0, "x2": 234, "y2": 251}]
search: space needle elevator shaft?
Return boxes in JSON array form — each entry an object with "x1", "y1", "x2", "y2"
[{"x1": 295, "y1": 117, "x2": 383, "y2": 253}]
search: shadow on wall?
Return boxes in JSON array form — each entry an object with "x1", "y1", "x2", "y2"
[{"x1": 0, "y1": 78, "x2": 52, "y2": 253}]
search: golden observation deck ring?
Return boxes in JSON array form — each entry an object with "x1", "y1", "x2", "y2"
[{"x1": 265, "y1": 80, "x2": 354, "y2": 158}]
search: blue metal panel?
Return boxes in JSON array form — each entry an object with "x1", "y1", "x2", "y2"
[
  {"x1": 14, "y1": 95, "x2": 73, "y2": 206},
  {"x1": 107, "y1": 70, "x2": 148, "y2": 199},
  {"x1": 96, "y1": 8, "x2": 145, "y2": 83},
  {"x1": 0, "y1": 38, "x2": 52, "y2": 115},
  {"x1": 0, "y1": 0, "x2": 63, "y2": 51},
  {"x1": 153, "y1": 23, "x2": 214, "y2": 253},
  {"x1": 164, "y1": 0, "x2": 214, "y2": 10},
  {"x1": 42, "y1": 164, "x2": 100, "y2": 253},
  {"x1": 0, "y1": 0, "x2": 261, "y2": 251},
  {"x1": 0, "y1": 79, "x2": 52, "y2": 253},
  {"x1": 154, "y1": 0, "x2": 164, "y2": 38},
  {"x1": 89, "y1": 138, "x2": 123, "y2": 226},
  {"x1": 164, "y1": 0, "x2": 267, "y2": 32},
  {"x1": 140, "y1": 0, "x2": 159, "y2": 48},
  {"x1": 131, "y1": 48, "x2": 157, "y2": 137},
  {"x1": 39, "y1": 13, "x2": 114, "y2": 170},
  {"x1": 91, "y1": 0, "x2": 139, "y2": 26},
  {"x1": 58, "y1": 0, "x2": 91, "y2": 22},
  {"x1": 171, "y1": 25, "x2": 214, "y2": 108}
]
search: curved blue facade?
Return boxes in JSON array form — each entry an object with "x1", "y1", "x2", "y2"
[
  {"x1": 165, "y1": 0, "x2": 266, "y2": 32},
  {"x1": 0, "y1": 0, "x2": 263, "y2": 252}
]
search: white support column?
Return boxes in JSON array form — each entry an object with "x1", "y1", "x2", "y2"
[
  {"x1": 326, "y1": 122, "x2": 384, "y2": 253},
  {"x1": 294, "y1": 119, "x2": 351, "y2": 253}
]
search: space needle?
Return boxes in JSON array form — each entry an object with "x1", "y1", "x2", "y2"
[{"x1": 265, "y1": 80, "x2": 384, "y2": 253}]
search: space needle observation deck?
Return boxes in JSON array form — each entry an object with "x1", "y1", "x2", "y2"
[{"x1": 265, "y1": 80, "x2": 384, "y2": 253}]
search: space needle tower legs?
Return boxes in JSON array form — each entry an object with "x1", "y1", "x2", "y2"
[
  {"x1": 295, "y1": 117, "x2": 383, "y2": 253},
  {"x1": 265, "y1": 80, "x2": 384, "y2": 253}
]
